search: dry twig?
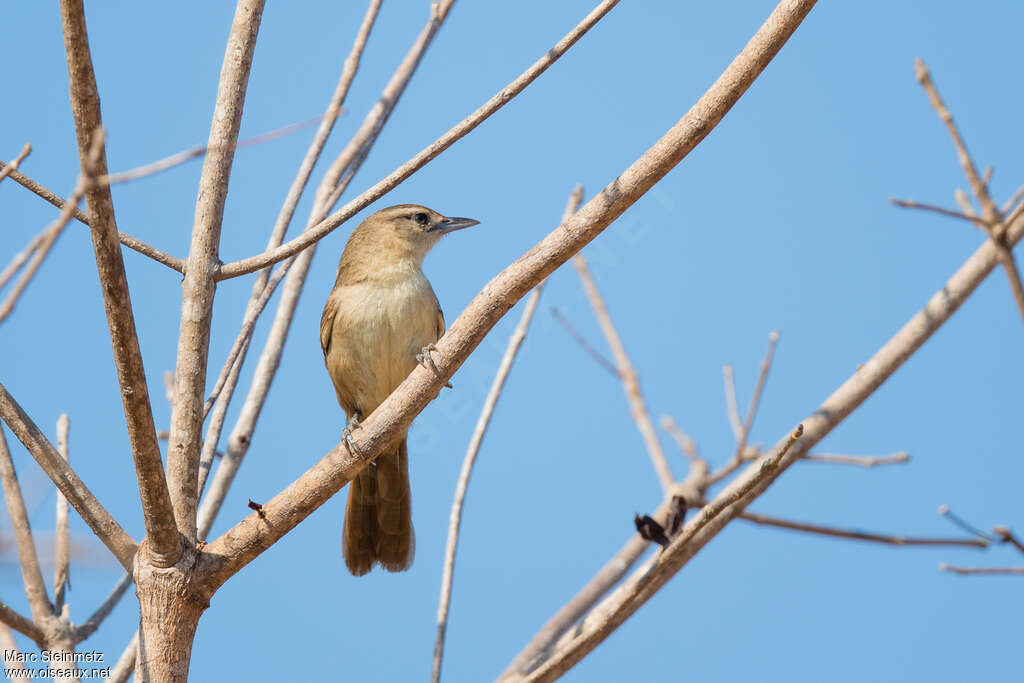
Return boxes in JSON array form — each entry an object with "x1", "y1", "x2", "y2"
[
  {"x1": 740, "y1": 510, "x2": 988, "y2": 547},
  {"x1": 431, "y1": 186, "x2": 583, "y2": 683},
  {"x1": 54, "y1": 415, "x2": 71, "y2": 613},
  {"x1": 802, "y1": 451, "x2": 909, "y2": 467},
  {"x1": 573, "y1": 254, "x2": 675, "y2": 491}
]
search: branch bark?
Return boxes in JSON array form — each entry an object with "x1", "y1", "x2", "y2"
[
  {"x1": 59, "y1": 0, "x2": 179, "y2": 561},
  {"x1": 54, "y1": 414, "x2": 71, "y2": 613},
  {"x1": 167, "y1": 0, "x2": 265, "y2": 545},
  {"x1": 196, "y1": 0, "x2": 819, "y2": 593}
]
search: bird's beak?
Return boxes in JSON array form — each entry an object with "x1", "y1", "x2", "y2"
[{"x1": 431, "y1": 216, "x2": 480, "y2": 235}]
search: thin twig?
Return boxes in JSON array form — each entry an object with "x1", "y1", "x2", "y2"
[
  {"x1": 100, "y1": 116, "x2": 322, "y2": 185},
  {"x1": 0, "y1": 163, "x2": 183, "y2": 272},
  {"x1": 890, "y1": 198, "x2": 988, "y2": 229},
  {"x1": 60, "y1": 0, "x2": 180, "y2": 562},
  {"x1": 432, "y1": 186, "x2": 582, "y2": 683},
  {"x1": 0, "y1": 178, "x2": 87, "y2": 325},
  {"x1": 0, "y1": 624, "x2": 29, "y2": 673},
  {"x1": 216, "y1": 0, "x2": 623, "y2": 279},
  {"x1": 939, "y1": 565, "x2": 1024, "y2": 576},
  {"x1": 0, "y1": 231, "x2": 45, "y2": 293},
  {"x1": 54, "y1": 415, "x2": 71, "y2": 613},
  {"x1": 549, "y1": 307, "x2": 620, "y2": 378},
  {"x1": 937, "y1": 504, "x2": 996, "y2": 541},
  {"x1": 915, "y1": 58, "x2": 999, "y2": 223},
  {"x1": 573, "y1": 254, "x2": 675, "y2": 491},
  {"x1": 659, "y1": 416, "x2": 699, "y2": 462},
  {"x1": 1001, "y1": 186, "x2": 1024, "y2": 216},
  {"x1": 708, "y1": 332, "x2": 779, "y2": 486},
  {"x1": 722, "y1": 365, "x2": 743, "y2": 441},
  {"x1": 801, "y1": 451, "x2": 910, "y2": 467},
  {"x1": 993, "y1": 526, "x2": 1024, "y2": 556},
  {"x1": 73, "y1": 572, "x2": 132, "y2": 642},
  {"x1": 0, "y1": 143, "x2": 32, "y2": 184},
  {"x1": 106, "y1": 631, "x2": 138, "y2": 683},
  {"x1": 740, "y1": 510, "x2": 988, "y2": 547},
  {"x1": 0, "y1": 428, "x2": 52, "y2": 620},
  {"x1": 0, "y1": 383, "x2": 137, "y2": 571}
]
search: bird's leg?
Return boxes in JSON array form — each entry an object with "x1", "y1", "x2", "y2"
[
  {"x1": 341, "y1": 410, "x2": 363, "y2": 458},
  {"x1": 417, "y1": 343, "x2": 453, "y2": 388}
]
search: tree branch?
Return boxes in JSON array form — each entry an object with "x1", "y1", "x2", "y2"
[
  {"x1": 196, "y1": 0, "x2": 819, "y2": 592},
  {"x1": 0, "y1": 143, "x2": 31, "y2": 184},
  {"x1": 215, "y1": 0, "x2": 623, "y2": 279},
  {"x1": 59, "y1": 0, "x2": 179, "y2": 561},
  {"x1": 504, "y1": 177, "x2": 1024, "y2": 683},
  {"x1": 573, "y1": 254, "x2": 675, "y2": 490},
  {"x1": 0, "y1": 383, "x2": 137, "y2": 571},
  {"x1": 73, "y1": 572, "x2": 133, "y2": 643},
  {"x1": 940, "y1": 565, "x2": 1024, "y2": 576},
  {"x1": 0, "y1": 427, "x2": 52, "y2": 620},
  {"x1": 801, "y1": 451, "x2": 909, "y2": 467},
  {"x1": 167, "y1": 0, "x2": 265, "y2": 544},
  {"x1": 432, "y1": 186, "x2": 583, "y2": 683},
  {"x1": 739, "y1": 510, "x2": 988, "y2": 547},
  {"x1": 54, "y1": 414, "x2": 71, "y2": 613},
  {"x1": 0, "y1": 602, "x2": 43, "y2": 649},
  {"x1": 0, "y1": 162, "x2": 183, "y2": 272}
]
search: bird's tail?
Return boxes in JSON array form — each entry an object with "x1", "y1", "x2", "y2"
[{"x1": 343, "y1": 439, "x2": 414, "y2": 576}]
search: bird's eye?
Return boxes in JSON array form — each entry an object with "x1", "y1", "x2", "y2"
[{"x1": 413, "y1": 212, "x2": 429, "y2": 226}]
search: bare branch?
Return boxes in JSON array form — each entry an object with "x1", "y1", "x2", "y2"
[
  {"x1": 197, "y1": 0, "x2": 459, "y2": 540},
  {"x1": 73, "y1": 572, "x2": 132, "y2": 643},
  {"x1": 890, "y1": 197, "x2": 987, "y2": 228},
  {"x1": 0, "y1": 178, "x2": 86, "y2": 325},
  {"x1": 0, "y1": 383, "x2": 137, "y2": 571},
  {"x1": 740, "y1": 510, "x2": 988, "y2": 547},
  {"x1": 0, "y1": 624, "x2": 30, "y2": 673},
  {"x1": 0, "y1": 603, "x2": 43, "y2": 649},
  {"x1": 215, "y1": 0, "x2": 623, "y2": 279},
  {"x1": 197, "y1": 0, "x2": 820, "y2": 595},
  {"x1": 549, "y1": 307, "x2": 620, "y2": 378},
  {"x1": 0, "y1": 231, "x2": 45, "y2": 293},
  {"x1": 54, "y1": 415, "x2": 71, "y2": 613},
  {"x1": 0, "y1": 143, "x2": 32, "y2": 184},
  {"x1": 802, "y1": 451, "x2": 909, "y2": 467},
  {"x1": 101, "y1": 116, "x2": 321, "y2": 185},
  {"x1": 722, "y1": 364, "x2": 743, "y2": 441},
  {"x1": 167, "y1": 0, "x2": 265, "y2": 545},
  {"x1": 59, "y1": 0, "x2": 179, "y2": 561},
  {"x1": 432, "y1": 186, "x2": 582, "y2": 683},
  {"x1": 940, "y1": 564, "x2": 1024, "y2": 576},
  {"x1": 659, "y1": 416, "x2": 699, "y2": 462},
  {"x1": 510, "y1": 426, "x2": 802, "y2": 681},
  {"x1": 993, "y1": 526, "x2": 1024, "y2": 556},
  {"x1": 915, "y1": 58, "x2": 999, "y2": 223},
  {"x1": 0, "y1": 162, "x2": 183, "y2": 272},
  {"x1": 106, "y1": 631, "x2": 138, "y2": 683},
  {"x1": 503, "y1": 137, "x2": 1024, "y2": 681},
  {"x1": 0, "y1": 428, "x2": 52, "y2": 619},
  {"x1": 937, "y1": 504, "x2": 996, "y2": 542},
  {"x1": 573, "y1": 254, "x2": 674, "y2": 490},
  {"x1": 1001, "y1": 185, "x2": 1024, "y2": 216}
]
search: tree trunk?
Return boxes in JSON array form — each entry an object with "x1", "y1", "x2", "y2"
[{"x1": 134, "y1": 545, "x2": 208, "y2": 683}]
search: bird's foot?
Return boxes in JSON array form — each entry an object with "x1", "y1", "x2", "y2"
[
  {"x1": 417, "y1": 343, "x2": 453, "y2": 388},
  {"x1": 341, "y1": 412, "x2": 363, "y2": 457}
]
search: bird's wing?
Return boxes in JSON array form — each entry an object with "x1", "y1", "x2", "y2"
[
  {"x1": 435, "y1": 301, "x2": 445, "y2": 343},
  {"x1": 320, "y1": 292, "x2": 338, "y2": 358}
]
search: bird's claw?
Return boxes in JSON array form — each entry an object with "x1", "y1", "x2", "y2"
[
  {"x1": 417, "y1": 343, "x2": 453, "y2": 388},
  {"x1": 341, "y1": 412, "x2": 363, "y2": 457}
]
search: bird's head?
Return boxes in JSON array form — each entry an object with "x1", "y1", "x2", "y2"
[{"x1": 357, "y1": 204, "x2": 480, "y2": 264}]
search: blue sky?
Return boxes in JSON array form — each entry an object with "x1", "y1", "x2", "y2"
[{"x1": 2, "y1": 1, "x2": 1023, "y2": 681}]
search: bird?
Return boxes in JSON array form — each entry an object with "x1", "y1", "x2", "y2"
[{"x1": 320, "y1": 204, "x2": 479, "y2": 576}]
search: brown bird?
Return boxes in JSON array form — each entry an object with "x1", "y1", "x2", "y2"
[{"x1": 320, "y1": 204, "x2": 479, "y2": 575}]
